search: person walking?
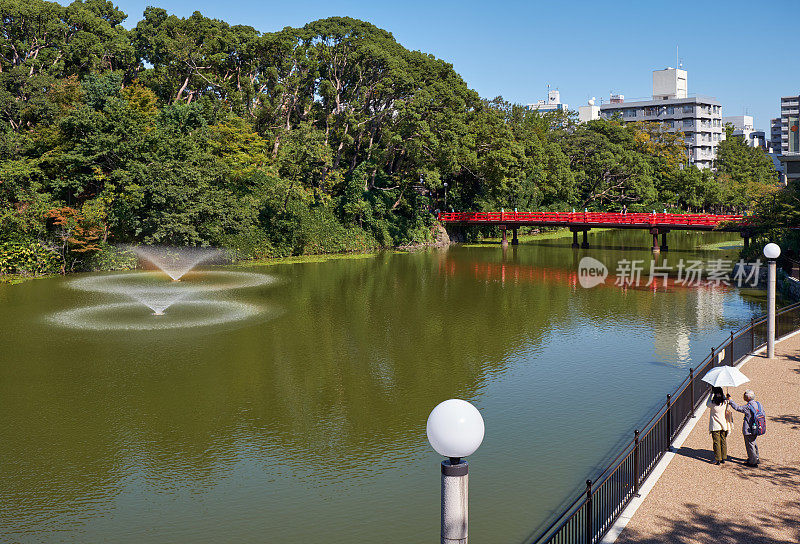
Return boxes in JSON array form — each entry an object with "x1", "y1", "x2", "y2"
[
  {"x1": 706, "y1": 387, "x2": 730, "y2": 465},
  {"x1": 727, "y1": 390, "x2": 764, "y2": 467}
]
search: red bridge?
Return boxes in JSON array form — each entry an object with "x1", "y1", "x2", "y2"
[{"x1": 437, "y1": 211, "x2": 750, "y2": 251}]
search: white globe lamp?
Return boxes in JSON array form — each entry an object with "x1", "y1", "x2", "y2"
[
  {"x1": 427, "y1": 399, "x2": 484, "y2": 544},
  {"x1": 427, "y1": 399, "x2": 485, "y2": 462},
  {"x1": 764, "y1": 243, "x2": 780, "y2": 358},
  {"x1": 763, "y1": 243, "x2": 781, "y2": 260}
]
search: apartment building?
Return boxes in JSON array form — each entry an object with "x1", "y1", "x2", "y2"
[
  {"x1": 599, "y1": 68, "x2": 723, "y2": 169},
  {"x1": 770, "y1": 117, "x2": 782, "y2": 153},
  {"x1": 778, "y1": 94, "x2": 800, "y2": 182}
]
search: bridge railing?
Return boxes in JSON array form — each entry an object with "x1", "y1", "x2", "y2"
[
  {"x1": 523, "y1": 300, "x2": 800, "y2": 544},
  {"x1": 437, "y1": 211, "x2": 745, "y2": 227}
]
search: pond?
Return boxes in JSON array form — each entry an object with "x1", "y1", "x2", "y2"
[{"x1": 0, "y1": 230, "x2": 767, "y2": 543}]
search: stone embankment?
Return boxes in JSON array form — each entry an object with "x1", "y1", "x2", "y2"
[{"x1": 397, "y1": 224, "x2": 452, "y2": 251}]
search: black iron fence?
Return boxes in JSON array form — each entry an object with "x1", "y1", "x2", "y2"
[{"x1": 526, "y1": 301, "x2": 800, "y2": 544}]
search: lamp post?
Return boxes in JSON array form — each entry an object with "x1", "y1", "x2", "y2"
[
  {"x1": 427, "y1": 399, "x2": 485, "y2": 544},
  {"x1": 444, "y1": 182, "x2": 448, "y2": 209},
  {"x1": 764, "y1": 243, "x2": 780, "y2": 358}
]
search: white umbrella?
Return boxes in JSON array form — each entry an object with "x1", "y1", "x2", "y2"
[{"x1": 701, "y1": 366, "x2": 750, "y2": 388}]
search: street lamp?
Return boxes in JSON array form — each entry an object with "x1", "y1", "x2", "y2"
[
  {"x1": 427, "y1": 399, "x2": 485, "y2": 544},
  {"x1": 443, "y1": 182, "x2": 448, "y2": 209},
  {"x1": 764, "y1": 243, "x2": 780, "y2": 358}
]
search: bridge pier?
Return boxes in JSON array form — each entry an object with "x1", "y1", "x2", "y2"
[
  {"x1": 500, "y1": 225, "x2": 508, "y2": 248},
  {"x1": 650, "y1": 228, "x2": 660, "y2": 253},
  {"x1": 741, "y1": 232, "x2": 750, "y2": 249},
  {"x1": 511, "y1": 227, "x2": 519, "y2": 245},
  {"x1": 570, "y1": 227, "x2": 590, "y2": 249},
  {"x1": 660, "y1": 230, "x2": 669, "y2": 252}
]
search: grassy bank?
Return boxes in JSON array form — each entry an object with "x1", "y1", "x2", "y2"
[
  {"x1": 240, "y1": 252, "x2": 387, "y2": 267},
  {"x1": 2, "y1": 249, "x2": 396, "y2": 284},
  {"x1": 0, "y1": 273, "x2": 59, "y2": 285},
  {"x1": 696, "y1": 239, "x2": 744, "y2": 251},
  {"x1": 464, "y1": 227, "x2": 614, "y2": 246}
]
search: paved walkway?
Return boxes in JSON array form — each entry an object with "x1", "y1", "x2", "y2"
[{"x1": 614, "y1": 334, "x2": 800, "y2": 544}]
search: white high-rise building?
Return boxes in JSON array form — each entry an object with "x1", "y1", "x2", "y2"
[
  {"x1": 723, "y1": 115, "x2": 767, "y2": 149},
  {"x1": 769, "y1": 117, "x2": 785, "y2": 179},
  {"x1": 778, "y1": 94, "x2": 800, "y2": 183},
  {"x1": 599, "y1": 67, "x2": 723, "y2": 169},
  {"x1": 723, "y1": 115, "x2": 753, "y2": 131}
]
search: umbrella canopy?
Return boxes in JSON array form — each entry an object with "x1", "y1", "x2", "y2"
[{"x1": 701, "y1": 366, "x2": 750, "y2": 388}]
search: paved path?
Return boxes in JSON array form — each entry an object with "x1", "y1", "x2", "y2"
[{"x1": 615, "y1": 335, "x2": 800, "y2": 544}]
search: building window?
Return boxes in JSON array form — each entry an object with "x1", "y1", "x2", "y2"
[
  {"x1": 666, "y1": 106, "x2": 674, "y2": 115},
  {"x1": 683, "y1": 105, "x2": 693, "y2": 113},
  {"x1": 683, "y1": 120, "x2": 693, "y2": 127}
]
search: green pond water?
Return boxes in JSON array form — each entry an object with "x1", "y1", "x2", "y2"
[{"x1": 0, "y1": 230, "x2": 767, "y2": 543}]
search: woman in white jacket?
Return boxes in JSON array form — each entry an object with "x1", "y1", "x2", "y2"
[{"x1": 707, "y1": 386, "x2": 731, "y2": 465}]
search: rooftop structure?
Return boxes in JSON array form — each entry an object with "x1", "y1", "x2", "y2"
[
  {"x1": 527, "y1": 89, "x2": 568, "y2": 113},
  {"x1": 578, "y1": 98, "x2": 600, "y2": 123},
  {"x1": 652, "y1": 67, "x2": 687, "y2": 100}
]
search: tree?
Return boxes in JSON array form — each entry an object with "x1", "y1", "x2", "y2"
[{"x1": 713, "y1": 125, "x2": 778, "y2": 211}]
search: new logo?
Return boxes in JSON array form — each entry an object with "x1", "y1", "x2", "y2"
[{"x1": 578, "y1": 257, "x2": 608, "y2": 289}]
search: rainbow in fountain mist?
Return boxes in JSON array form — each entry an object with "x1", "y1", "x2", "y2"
[{"x1": 131, "y1": 246, "x2": 223, "y2": 281}]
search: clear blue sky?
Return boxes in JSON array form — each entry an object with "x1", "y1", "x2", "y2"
[{"x1": 102, "y1": 0, "x2": 797, "y2": 131}]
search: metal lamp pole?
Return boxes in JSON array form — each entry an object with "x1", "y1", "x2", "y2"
[
  {"x1": 427, "y1": 399, "x2": 484, "y2": 544},
  {"x1": 444, "y1": 182, "x2": 448, "y2": 210},
  {"x1": 764, "y1": 243, "x2": 781, "y2": 358}
]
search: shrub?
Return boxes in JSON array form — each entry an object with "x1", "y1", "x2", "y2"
[{"x1": 0, "y1": 241, "x2": 63, "y2": 275}]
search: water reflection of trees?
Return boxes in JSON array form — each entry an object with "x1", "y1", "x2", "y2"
[
  {"x1": 0, "y1": 239, "x2": 765, "y2": 536},
  {"x1": 1, "y1": 252, "x2": 571, "y2": 514}
]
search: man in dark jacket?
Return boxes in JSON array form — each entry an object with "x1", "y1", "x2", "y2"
[{"x1": 727, "y1": 390, "x2": 762, "y2": 467}]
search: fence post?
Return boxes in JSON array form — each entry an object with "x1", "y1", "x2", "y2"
[
  {"x1": 585, "y1": 479, "x2": 593, "y2": 544},
  {"x1": 633, "y1": 430, "x2": 641, "y2": 496},
  {"x1": 710, "y1": 347, "x2": 715, "y2": 368},
  {"x1": 665, "y1": 394, "x2": 672, "y2": 448},
  {"x1": 751, "y1": 318, "x2": 755, "y2": 352},
  {"x1": 689, "y1": 368, "x2": 695, "y2": 418},
  {"x1": 730, "y1": 332, "x2": 734, "y2": 365}
]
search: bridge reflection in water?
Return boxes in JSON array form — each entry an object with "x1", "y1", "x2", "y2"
[{"x1": 438, "y1": 254, "x2": 739, "y2": 294}]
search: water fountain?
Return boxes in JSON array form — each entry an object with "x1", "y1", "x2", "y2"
[
  {"x1": 131, "y1": 246, "x2": 223, "y2": 281},
  {"x1": 48, "y1": 246, "x2": 280, "y2": 330}
]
